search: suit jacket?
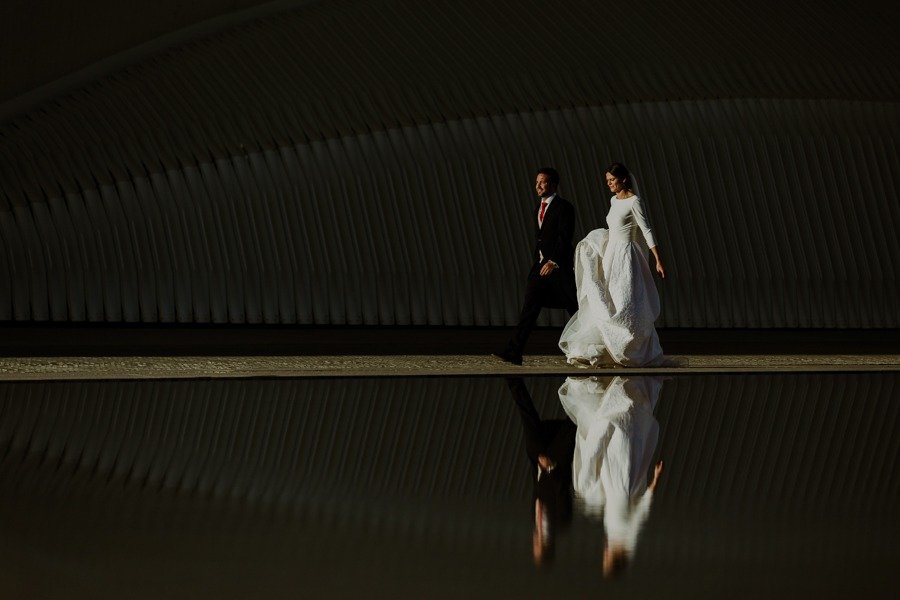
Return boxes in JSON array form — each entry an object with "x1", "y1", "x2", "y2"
[
  {"x1": 506, "y1": 378, "x2": 576, "y2": 527},
  {"x1": 533, "y1": 195, "x2": 576, "y2": 270}
]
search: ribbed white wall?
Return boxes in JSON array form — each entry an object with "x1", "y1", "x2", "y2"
[
  {"x1": 0, "y1": 375, "x2": 896, "y2": 549},
  {"x1": 1, "y1": 0, "x2": 897, "y2": 326}
]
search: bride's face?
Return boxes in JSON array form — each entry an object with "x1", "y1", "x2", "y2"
[{"x1": 605, "y1": 172, "x2": 624, "y2": 193}]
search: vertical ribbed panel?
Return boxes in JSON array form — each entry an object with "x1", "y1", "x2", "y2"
[
  {"x1": 0, "y1": 374, "x2": 896, "y2": 563},
  {"x1": 1, "y1": 0, "x2": 898, "y2": 326},
  {"x1": 1, "y1": 375, "x2": 897, "y2": 512},
  {"x1": 653, "y1": 375, "x2": 899, "y2": 519},
  {"x1": 1, "y1": 374, "x2": 896, "y2": 600},
  {"x1": 1, "y1": 100, "x2": 897, "y2": 326},
  {"x1": 0, "y1": 377, "x2": 563, "y2": 505}
]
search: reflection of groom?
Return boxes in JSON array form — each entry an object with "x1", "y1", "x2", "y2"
[
  {"x1": 495, "y1": 167, "x2": 578, "y2": 365},
  {"x1": 505, "y1": 377, "x2": 576, "y2": 567}
]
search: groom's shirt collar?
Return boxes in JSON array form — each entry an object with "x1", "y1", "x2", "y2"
[{"x1": 541, "y1": 193, "x2": 557, "y2": 206}]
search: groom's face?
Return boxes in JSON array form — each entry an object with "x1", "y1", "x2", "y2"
[{"x1": 535, "y1": 173, "x2": 557, "y2": 198}]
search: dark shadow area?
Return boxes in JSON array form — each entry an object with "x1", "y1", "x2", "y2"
[
  {"x1": 0, "y1": 324, "x2": 896, "y2": 357},
  {"x1": 0, "y1": 374, "x2": 897, "y2": 598}
]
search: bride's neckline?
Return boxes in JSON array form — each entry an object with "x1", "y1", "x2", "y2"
[{"x1": 614, "y1": 193, "x2": 637, "y2": 201}]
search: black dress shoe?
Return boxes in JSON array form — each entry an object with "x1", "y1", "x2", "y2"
[{"x1": 491, "y1": 350, "x2": 523, "y2": 366}]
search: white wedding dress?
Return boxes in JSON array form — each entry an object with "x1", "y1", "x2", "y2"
[
  {"x1": 559, "y1": 194, "x2": 664, "y2": 367},
  {"x1": 558, "y1": 376, "x2": 663, "y2": 554}
]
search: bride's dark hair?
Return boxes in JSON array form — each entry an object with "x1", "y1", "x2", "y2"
[{"x1": 605, "y1": 163, "x2": 633, "y2": 190}]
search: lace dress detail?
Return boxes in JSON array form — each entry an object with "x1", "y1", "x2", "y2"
[
  {"x1": 558, "y1": 376, "x2": 663, "y2": 552},
  {"x1": 559, "y1": 195, "x2": 664, "y2": 367}
]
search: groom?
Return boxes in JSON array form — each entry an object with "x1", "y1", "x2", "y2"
[
  {"x1": 495, "y1": 167, "x2": 578, "y2": 365},
  {"x1": 505, "y1": 377, "x2": 576, "y2": 565}
]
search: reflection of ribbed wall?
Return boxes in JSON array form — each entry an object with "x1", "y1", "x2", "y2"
[
  {"x1": 0, "y1": 378, "x2": 562, "y2": 504},
  {"x1": 0, "y1": 375, "x2": 897, "y2": 575},
  {"x1": 1, "y1": 0, "x2": 898, "y2": 325},
  {"x1": 1, "y1": 375, "x2": 896, "y2": 519},
  {"x1": 2, "y1": 374, "x2": 896, "y2": 600},
  {"x1": 655, "y1": 375, "x2": 900, "y2": 518}
]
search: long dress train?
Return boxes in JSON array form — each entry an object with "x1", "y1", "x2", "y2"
[
  {"x1": 558, "y1": 376, "x2": 663, "y2": 555},
  {"x1": 559, "y1": 195, "x2": 664, "y2": 366}
]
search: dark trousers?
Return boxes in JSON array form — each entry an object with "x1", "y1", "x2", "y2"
[
  {"x1": 508, "y1": 378, "x2": 577, "y2": 466},
  {"x1": 506, "y1": 378, "x2": 576, "y2": 524},
  {"x1": 507, "y1": 262, "x2": 578, "y2": 356}
]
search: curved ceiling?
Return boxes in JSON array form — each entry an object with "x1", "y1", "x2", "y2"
[
  {"x1": 0, "y1": 0, "x2": 279, "y2": 104},
  {"x1": 2, "y1": 0, "x2": 898, "y2": 122},
  {"x1": 1, "y1": 0, "x2": 897, "y2": 327}
]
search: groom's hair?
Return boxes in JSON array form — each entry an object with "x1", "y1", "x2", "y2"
[{"x1": 536, "y1": 167, "x2": 560, "y2": 186}]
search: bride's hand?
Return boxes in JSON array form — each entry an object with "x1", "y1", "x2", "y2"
[
  {"x1": 649, "y1": 460, "x2": 664, "y2": 491},
  {"x1": 649, "y1": 247, "x2": 665, "y2": 278}
]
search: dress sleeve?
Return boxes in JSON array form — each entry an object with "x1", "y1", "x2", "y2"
[{"x1": 631, "y1": 196, "x2": 657, "y2": 248}]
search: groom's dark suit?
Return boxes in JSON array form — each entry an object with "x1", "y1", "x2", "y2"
[
  {"x1": 504, "y1": 195, "x2": 579, "y2": 360},
  {"x1": 532, "y1": 195, "x2": 577, "y2": 272},
  {"x1": 506, "y1": 377, "x2": 576, "y2": 560}
]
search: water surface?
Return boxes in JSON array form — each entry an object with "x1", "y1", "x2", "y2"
[{"x1": 1, "y1": 374, "x2": 896, "y2": 598}]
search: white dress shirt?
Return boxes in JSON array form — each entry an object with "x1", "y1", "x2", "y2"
[{"x1": 538, "y1": 193, "x2": 557, "y2": 264}]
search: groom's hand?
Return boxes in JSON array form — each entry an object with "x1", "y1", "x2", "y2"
[{"x1": 539, "y1": 261, "x2": 557, "y2": 276}]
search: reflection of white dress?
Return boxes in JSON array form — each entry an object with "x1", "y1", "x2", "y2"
[
  {"x1": 558, "y1": 376, "x2": 662, "y2": 553},
  {"x1": 559, "y1": 195, "x2": 664, "y2": 367}
]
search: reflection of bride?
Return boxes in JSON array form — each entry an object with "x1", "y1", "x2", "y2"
[
  {"x1": 558, "y1": 376, "x2": 665, "y2": 577},
  {"x1": 558, "y1": 163, "x2": 666, "y2": 367}
]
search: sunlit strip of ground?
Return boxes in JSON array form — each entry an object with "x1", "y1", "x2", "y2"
[{"x1": 0, "y1": 354, "x2": 898, "y2": 380}]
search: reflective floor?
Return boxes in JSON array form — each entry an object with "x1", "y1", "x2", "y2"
[{"x1": 1, "y1": 374, "x2": 897, "y2": 598}]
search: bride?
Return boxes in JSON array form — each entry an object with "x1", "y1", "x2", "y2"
[
  {"x1": 559, "y1": 163, "x2": 667, "y2": 367},
  {"x1": 558, "y1": 376, "x2": 665, "y2": 578}
]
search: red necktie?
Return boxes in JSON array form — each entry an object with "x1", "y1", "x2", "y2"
[{"x1": 539, "y1": 200, "x2": 548, "y2": 225}]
